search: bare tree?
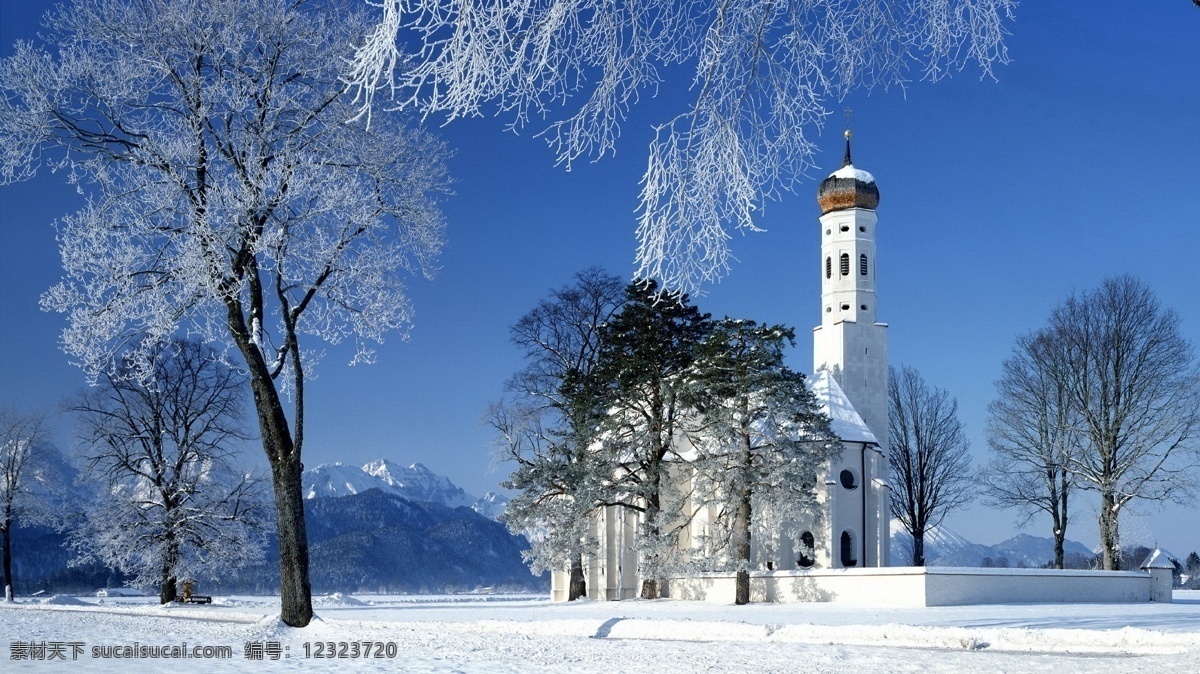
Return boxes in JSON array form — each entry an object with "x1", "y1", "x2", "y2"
[
  {"x1": 1051, "y1": 276, "x2": 1200, "y2": 570},
  {"x1": 981, "y1": 329, "x2": 1078, "y2": 568},
  {"x1": 1, "y1": 0, "x2": 449, "y2": 625},
  {"x1": 0, "y1": 408, "x2": 54, "y2": 601},
  {"x1": 346, "y1": 0, "x2": 1015, "y2": 294},
  {"x1": 71, "y1": 340, "x2": 267, "y2": 604},
  {"x1": 888, "y1": 365, "x2": 973, "y2": 566},
  {"x1": 492, "y1": 267, "x2": 625, "y2": 601}
]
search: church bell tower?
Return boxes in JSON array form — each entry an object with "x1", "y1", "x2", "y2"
[{"x1": 812, "y1": 130, "x2": 890, "y2": 568}]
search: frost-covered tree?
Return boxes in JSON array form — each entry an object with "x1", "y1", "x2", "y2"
[
  {"x1": 493, "y1": 268, "x2": 625, "y2": 600},
  {"x1": 1048, "y1": 276, "x2": 1200, "y2": 570},
  {"x1": 70, "y1": 340, "x2": 267, "y2": 604},
  {"x1": 681, "y1": 319, "x2": 838, "y2": 604},
  {"x1": 0, "y1": 0, "x2": 448, "y2": 625},
  {"x1": 1, "y1": 408, "x2": 57, "y2": 601},
  {"x1": 981, "y1": 329, "x2": 1079, "y2": 569},
  {"x1": 888, "y1": 365, "x2": 973, "y2": 566},
  {"x1": 347, "y1": 0, "x2": 1015, "y2": 294},
  {"x1": 490, "y1": 402, "x2": 606, "y2": 598},
  {"x1": 592, "y1": 280, "x2": 712, "y2": 598}
]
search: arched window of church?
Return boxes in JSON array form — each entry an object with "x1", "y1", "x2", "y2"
[
  {"x1": 840, "y1": 253, "x2": 849, "y2": 277},
  {"x1": 840, "y1": 531, "x2": 858, "y2": 568},
  {"x1": 798, "y1": 531, "x2": 816, "y2": 568},
  {"x1": 839, "y1": 469, "x2": 858, "y2": 489},
  {"x1": 860, "y1": 254, "x2": 868, "y2": 277},
  {"x1": 825, "y1": 256, "x2": 831, "y2": 279}
]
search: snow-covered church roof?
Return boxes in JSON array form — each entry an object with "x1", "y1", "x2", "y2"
[{"x1": 811, "y1": 370, "x2": 878, "y2": 445}]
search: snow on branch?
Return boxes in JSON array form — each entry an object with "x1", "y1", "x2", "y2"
[{"x1": 348, "y1": 0, "x2": 1016, "y2": 294}]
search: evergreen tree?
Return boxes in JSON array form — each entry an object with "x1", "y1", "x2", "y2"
[
  {"x1": 681, "y1": 319, "x2": 839, "y2": 604},
  {"x1": 1185, "y1": 551, "x2": 1200, "y2": 588},
  {"x1": 592, "y1": 280, "x2": 711, "y2": 599}
]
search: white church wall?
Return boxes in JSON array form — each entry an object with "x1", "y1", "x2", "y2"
[
  {"x1": 665, "y1": 567, "x2": 1160, "y2": 606},
  {"x1": 921, "y1": 568, "x2": 1151, "y2": 605}
]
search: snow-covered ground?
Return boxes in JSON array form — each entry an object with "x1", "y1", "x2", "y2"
[{"x1": 4, "y1": 592, "x2": 1198, "y2": 672}]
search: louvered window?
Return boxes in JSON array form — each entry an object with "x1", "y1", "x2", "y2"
[
  {"x1": 825, "y1": 257, "x2": 831, "y2": 279},
  {"x1": 840, "y1": 253, "x2": 849, "y2": 276},
  {"x1": 860, "y1": 254, "x2": 868, "y2": 276}
]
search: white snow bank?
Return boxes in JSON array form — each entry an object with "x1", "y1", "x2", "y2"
[
  {"x1": 312, "y1": 592, "x2": 369, "y2": 607},
  {"x1": 39, "y1": 594, "x2": 90, "y2": 606}
]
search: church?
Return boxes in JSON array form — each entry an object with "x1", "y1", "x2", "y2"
[{"x1": 551, "y1": 132, "x2": 892, "y2": 601}]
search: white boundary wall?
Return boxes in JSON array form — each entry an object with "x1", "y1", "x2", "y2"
[{"x1": 666, "y1": 567, "x2": 1166, "y2": 607}]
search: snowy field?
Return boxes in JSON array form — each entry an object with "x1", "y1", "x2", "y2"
[{"x1": 4, "y1": 591, "x2": 1199, "y2": 672}]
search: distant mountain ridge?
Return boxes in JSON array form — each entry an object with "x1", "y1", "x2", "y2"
[
  {"x1": 890, "y1": 521, "x2": 1094, "y2": 568},
  {"x1": 300, "y1": 489, "x2": 543, "y2": 594},
  {"x1": 302, "y1": 460, "x2": 509, "y2": 520},
  {"x1": 284, "y1": 460, "x2": 540, "y2": 593}
]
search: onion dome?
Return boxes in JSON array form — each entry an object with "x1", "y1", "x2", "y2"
[{"x1": 817, "y1": 130, "x2": 879, "y2": 215}]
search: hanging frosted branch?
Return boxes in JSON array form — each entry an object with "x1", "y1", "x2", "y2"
[{"x1": 348, "y1": 0, "x2": 1015, "y2": 294}]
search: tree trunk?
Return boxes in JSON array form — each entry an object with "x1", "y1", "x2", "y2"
[
  {"x1": 639, "y1": 488, "x2": 660, "y2": 599},
  {"x1": 247, "y1": 385, "x2": 312, "y2": 625},
  {"x1": 912, "y1": 527, "x2": 926, "y2": 567},
  {"x1": 733, "y1": 492, "x2": 752, "y2": 605},
  {"x1": 639, "y1": 464, "x2": 663, "y2": 600},
  {"x1": 1099, "y1": 491, "x2": 1120, "y2": 570},
  {"x1": 272, "y1": 453, "x2": 313, "y2": 626},
  {"x1": 160, "y1": 537, "x2": 178, "y2": 604},
  {"x1": 1052, "y1": 472, "x2": 1068, "y2": 569},
  {"x1": 1052, "y1": 487, "x2": 1066, "y2": 569},
  {"x1": 2, "y1": 519, "x2": 12, "y2": 600},
  {"x1": 234, "y1": 304, "x2": 314, "y2": 628},
  {"x1": 568, "y1": 551, "x2": 587, "y2": 601},
  {"x1": 161, "y1": 572, "x2": 178, "y2": 604}
]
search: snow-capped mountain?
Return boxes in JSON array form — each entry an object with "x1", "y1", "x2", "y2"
[
  {"x1": 362, "y1": 459, "x2": 475, "y2": 508},
  {"x1": 302, "y1": 459, "x2": 507, "y2": 520},
  {"x1": 470, "y1": 491, "x2": 511, "y2": 520},
  {"x1": 294, "y1": 461, "x2": 535, "y2": 593},
  {"x1": 302, "y1": 462, "x2": 389, "y2": 500},
  {"x1": 890, "y1": 521, "x2": 1094, "y2": 567},
  {"x1": 296, "y1": 490, "x2": 543, "y2": 594}
]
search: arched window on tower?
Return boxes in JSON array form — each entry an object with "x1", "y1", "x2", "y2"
[
  {"x1": 798, "y1": 531, "x2": 816, "y2": 568},
  {"x1": 840, "y1": 253, "x2": 849, "y2": 277},
  {"x1": 825, "y1": 257, "x2": 831, "y2": 279},
  {"x1": 840, "y1": 531, "x2": 858, "y2": 567},
  {"x1": 860, "y1": 254, "x2": 869, "y2": 277}
]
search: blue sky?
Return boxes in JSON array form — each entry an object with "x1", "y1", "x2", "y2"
[{"x1": 2, "y1": 1, "x2": 1198, "y2": 557}]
